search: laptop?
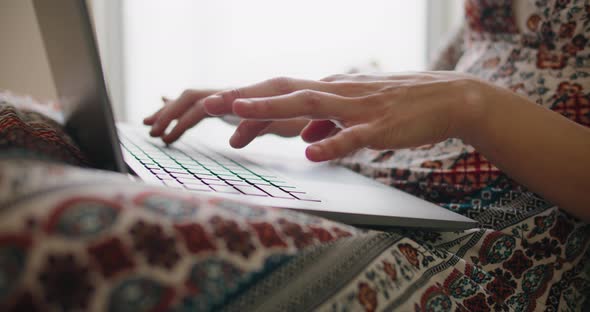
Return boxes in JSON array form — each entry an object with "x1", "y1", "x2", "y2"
[{"x1": 32, "y1": 0, "x2": 477, "y2": 230}]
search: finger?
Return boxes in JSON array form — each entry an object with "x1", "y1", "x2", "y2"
[
  {"x1": 161, "y1": 102, "x2": 209, "y2": 144},
  {"x1": 150, "y1": 90, "x2": 209, "y2": 137},
  {"x1": 260, "y1": 119, "x2": 309, "y2": 137},
  {"x1": 229, "y1": 120, "x2": 272, "y2": 148},
  {"x1": 305, "y1": 125, "x2": 372, "y2": 162},
  {"x1": 144, "y1": 107, "x2": 163, "y2": 125},
  {"x1": 143, "y1": 97, "x2": 171, "y2": 125},
  {"x1": 300, "y1": 120, "x2": 337, "y2": 143},
  {"x1": 203, "y1": 77, "x2": 332, "y2": 116},
  {"x1": 233, "y1": 90, "x2": 356, "y2": 120}
]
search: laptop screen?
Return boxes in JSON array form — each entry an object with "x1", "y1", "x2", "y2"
[{"x1": 33, "y1": 0, "x2": 126, "y2": 173}]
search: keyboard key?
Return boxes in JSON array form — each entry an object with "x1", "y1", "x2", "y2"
[
  {"x1": 163, "y1": 180, "x2": 184, "y2": 189},
  {"x1": 172, "y1": 156, "x2": 192, "y2": 162},
  {"x1": 171, "y1": 172, "x2": 193, "y2": 179},
  {"x1": 155, "y1": 173, "x2": 175, "y2": 180},
  {"x1": 167, "y1": 168, "x2": 189, "y2": 173},
  {"x1": 188, "y1": 168, "x2": 212, "y2": 175},
  {"x1": 177, "y1": 178, "x2": 207, "y2": 185},
  {"x1": 210, "y1": 185, "x2": 240, "y2": 194},
  {"x1": 271, "y1": 181, "x2": 296, "y2": 188},
  {"x1": 222, "y1": 177, "x2": 246, "y2": 182},
  {"x1": 163, "y1": 165, "x2": 184, "y2": 170},
  {"x1": 157, "y1": 160, "x2": 179, "y2": 166},
  {"x1": 201, "y1": 177, "x2": 222, "y2": 182},
  {"x1": 246, "y1": 178, "x2": 270, "y2": 184},
  {"x1": 225, "y1": 180, "x2": 250, "y2": 186},
  {"x1": 267, "y1": 179, "x2": 288, "y2": 184},
  {"x1": 185, "y1": 185, "x2": 212, "y2": 192},
  {"x1": 291, "y1": 192, "x2": 321, "y2": 202},
  {"x1": 149, "y1": 155, "x2": 171, "y2": 160},
  {"x1": 251, "y1": 180, "x2": 272, "y2": 186},
  {"x1": 135, "y1": 155, "x2": 152, "y2": 161},
  {"x1": 236, "y1": 171, "x2": 258, "y2": 177},
  {"x1": 257, "y1": 185, "x2": 295, "y2": 199},
  {"x1": 234, "y1": 185, "x2": 268, "y2": 196},
  {"x1": 126, "y1": 133, "x2": 311, "y2": 198},
  {"x1": 182, "y1": 163, "x2": 205, "y2": 169},
  {"x1": 203, "y1": 180, "x2": 229, "y2": 186}
]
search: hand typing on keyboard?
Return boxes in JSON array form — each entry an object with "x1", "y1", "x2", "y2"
[
  {"x1": 143, "y1": 91, "x2": 310, "y2": 145},
  {"x1": 144, "y1": 72, "x2": 481, "y2": 163}
]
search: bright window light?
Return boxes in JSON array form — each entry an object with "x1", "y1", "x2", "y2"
[{"x1": 123, "y1": 0, "x2": 427, "y2": 123}]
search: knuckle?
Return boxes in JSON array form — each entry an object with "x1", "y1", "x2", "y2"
[
  {"x1": 223, "y1": 88, "x2": 243, "y2": 102},
  {"x1": 158, "y1": 106, "x2": 175, "y2": 121},
  {"x1": 297, "y1": 89, "x2": 321, "y2": 111},
  {"x1": 180, "y1": 89, "x2": 196, "y2": 99},
  {"x1": 345, "y1": 128, "x2": 365, "y2": 147},
  {"x1": 258, "y1": 99, "x2": 273, "y2": 114},
  {"x1": 357, "y1": 93, "x2": 384, "y2": 109},
  {"x1": 268, "y1": 76, "x2": 294, "y2": 94},
  {"x1": 321, "y1": 74, "x2": 345, "y2": 82}
]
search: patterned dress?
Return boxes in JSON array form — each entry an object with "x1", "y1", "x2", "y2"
[
  {"x1": 0, "y1": 1, "x2": 589, "y2": 311},
  {"x1": 329, "y1": 0, "x2": 590, "y2": 310}
]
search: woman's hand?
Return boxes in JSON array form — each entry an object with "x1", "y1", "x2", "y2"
[
  {"x1": 201, "y1": 72, "x2": 488, "y2": 161},
  {"x1": 144, "y1": 89, "x2": 310, "y2": 144}
]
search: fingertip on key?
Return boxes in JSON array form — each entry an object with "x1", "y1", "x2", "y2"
[
  {"x1": 305, "y1": 145, "x2": 325, "y2": 162},
  {"x1": 229, "y1": 130, "x2": 245, "y2": 149}
]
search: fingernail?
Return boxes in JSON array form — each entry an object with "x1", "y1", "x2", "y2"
[
  {"x1": 306, "y1": 145, "x2": 323, "y2": 160},
  {"x1": 150, "y1": 122, "x2": 160, "y2": 135},
  {"x1": 229, "y1": 130, "x2": 242, "y2": 148},
  {"x1": 205, "y1": 95, "x2": 223, "y2": 104}
]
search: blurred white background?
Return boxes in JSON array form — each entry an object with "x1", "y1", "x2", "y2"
[
  {"x1": 0, "y1": 0, "x2": 463, "y2": 123},
  {"x1": 118, "y1": 0, "x2": 462, "y2": 123}
]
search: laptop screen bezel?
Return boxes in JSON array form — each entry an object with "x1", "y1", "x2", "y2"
[{"x1": 33, "y1": 0, "x2": 127, "y2": 173}]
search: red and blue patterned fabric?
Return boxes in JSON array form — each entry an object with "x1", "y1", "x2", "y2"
[
  {"x1": 330, "y1": 0, "x2": 590, "y2": 310},
  {"x1": 0, "y1": 0, "x2": 588, "y2": 311}
]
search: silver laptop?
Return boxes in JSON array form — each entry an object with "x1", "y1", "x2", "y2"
[{"x1": 33, "y1": 0, "x2": 477, "y2": 230}]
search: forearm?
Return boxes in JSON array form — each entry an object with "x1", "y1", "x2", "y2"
[{"x1": 461, "y1": 82, "x2": 590, "y2": 220}]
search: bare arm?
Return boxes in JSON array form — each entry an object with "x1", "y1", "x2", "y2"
[
  {"x1": 150, "y1": 72, "x2": 590, "y2": 221},
  {"x1": 462, "y1": 82, "x2": 590, "y2": 220}
]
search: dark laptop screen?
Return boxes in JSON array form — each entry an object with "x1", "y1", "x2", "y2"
[{"x1": 33, "y1": 0, "x2": 126, "y2": 173}]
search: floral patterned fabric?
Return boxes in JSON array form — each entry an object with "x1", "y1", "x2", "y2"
[
  {"x1": 0, "y1": 92, "x2": 87, "y2": 166},
  {"x1": 0, "y1": 0, "x2": 589, "y2": 311},
  {"x1": 0, "y1": 160, "x2": 359, "y2": 311},
  {"x1": 329, "y1": 0, "x2": 590, "y2": 310}
]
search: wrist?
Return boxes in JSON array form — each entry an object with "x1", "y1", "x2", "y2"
[{"x1": 450, "y1": 78, "x2": 492, "y2": 145}]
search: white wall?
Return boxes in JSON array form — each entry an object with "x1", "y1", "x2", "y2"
[
  {"x1": 123, "y1": 0, "x2": 428, "y2": 123},
  {"x1": 0, "y1": 0, "x2": 121, "y2": 118},
  {"x1": 0, "y1": 0, "x2": 57, "y2": 101}
]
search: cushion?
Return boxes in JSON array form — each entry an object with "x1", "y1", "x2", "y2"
[{"x1": 0, "y1": 91, "x2": 88, "y2": 166}]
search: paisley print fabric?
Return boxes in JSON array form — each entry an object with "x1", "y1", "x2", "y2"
[
  {"x1": 0, "y1": 1, "x2": 589, "y2": 311},
  {"x1": 328, "y1": 0, "x2": 590, "y2": 310},
  {"x1": 0, "y1": 98, "x2": 88, "y2": 166},
  {"x1": 0, "y1": 160, "x2": 358, "y2": 311}
]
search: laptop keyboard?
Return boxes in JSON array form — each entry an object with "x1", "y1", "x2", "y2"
[{"x1": 119, "y1": 135, "x2": 320, "y2": 202}]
